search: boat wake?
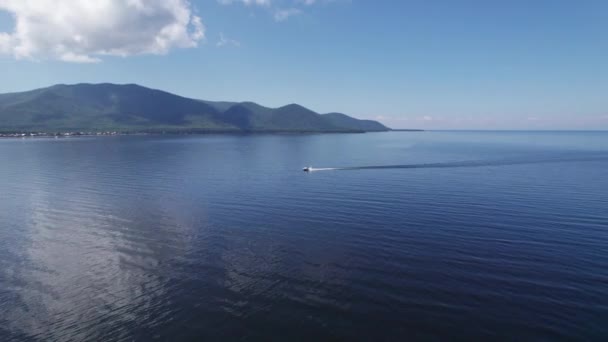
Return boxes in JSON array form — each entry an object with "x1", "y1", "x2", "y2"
[
  {"x1": 308, "y1": 168, "x2": 339, "y2": 172},
  {"x1": 305, "y1": 153, "x2": 608, "y2": 172}
]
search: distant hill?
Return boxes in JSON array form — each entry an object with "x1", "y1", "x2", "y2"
[
  {"x1": 322, "y1": 113, "x2": 388, "y2": 132},
  {"x1": 0, "y1": 84, "x2": 390, "y2": 133}
]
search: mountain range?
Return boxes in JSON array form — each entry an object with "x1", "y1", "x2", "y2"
[{"x1": 0, "y1": 84, "x2": 389, "y2": 133}]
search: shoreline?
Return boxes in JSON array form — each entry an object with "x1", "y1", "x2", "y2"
[{"x1": 0, "y1": 129, "x2": 402, "y2": 139}]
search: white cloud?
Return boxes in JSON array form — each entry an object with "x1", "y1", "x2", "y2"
[
  {"x1": 274, "y1": 8, "x2": 302, "y2": 21},
  {"x1": 0, "y1": 32, "x2": 12, "y2": 54},
  {"x1": 219, "y1": 0, "x2": 342, "y2": 21},
  {"x1": 297, "y1": 0, "x2": 346, "y2": 6},
  {"x1": 218, "y1": 0, "x2": 271, "y2": 6},
  {"x1": 216, "y1": 33, "x2": 240, "y2": 47},
  {"x1": 0, "y1": 0, "x2": 205, "y2": 63}
]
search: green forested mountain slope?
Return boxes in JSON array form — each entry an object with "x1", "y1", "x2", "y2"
[{"x1": 0, "y1": 84, "x2": 389, "y2": 133}]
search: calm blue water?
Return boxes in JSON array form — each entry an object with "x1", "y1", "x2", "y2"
[{"x1": 1, "y1": 131, "x2": 607, "y2": 340}]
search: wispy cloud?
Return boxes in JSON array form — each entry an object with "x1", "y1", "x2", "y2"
[
  {"x1": 216, "y1": 33, "x2": 241, "y2": 47},
  {"x1": 0, "y1": 0, "x2": 204, "y2": 63},
  {"x1": 274, "y1": 8, "x2": 302, "y2": 22},
  {"x1": 297, "y1": 0, "x2": 350, "y2": 6},
  {"x1": 217, "y1": 0, "x2": 271, "y2": 6},
  {"x1": 219, "y1": 0, "x2": 343, "y2": 21}
]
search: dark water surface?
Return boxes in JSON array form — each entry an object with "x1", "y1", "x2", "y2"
[{"x1": 1, "y1": 131, "x2": 607, "y2": 341}]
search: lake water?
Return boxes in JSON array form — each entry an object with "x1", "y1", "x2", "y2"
[{"x1": 1, "y1": 131, "x2": 607, "y2": 340}]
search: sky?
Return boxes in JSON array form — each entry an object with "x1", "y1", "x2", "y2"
[{"x1": 0, "y1": 0, "x2": 607, "y2": 130}]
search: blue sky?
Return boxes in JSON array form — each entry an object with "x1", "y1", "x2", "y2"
[{"x1": 1, "y1": 0, "x2": 607, "y2": 129}]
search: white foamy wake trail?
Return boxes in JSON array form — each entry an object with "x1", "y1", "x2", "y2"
[{"x1": 304, "y1": 153, "x2": 608, "y2": 173}]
